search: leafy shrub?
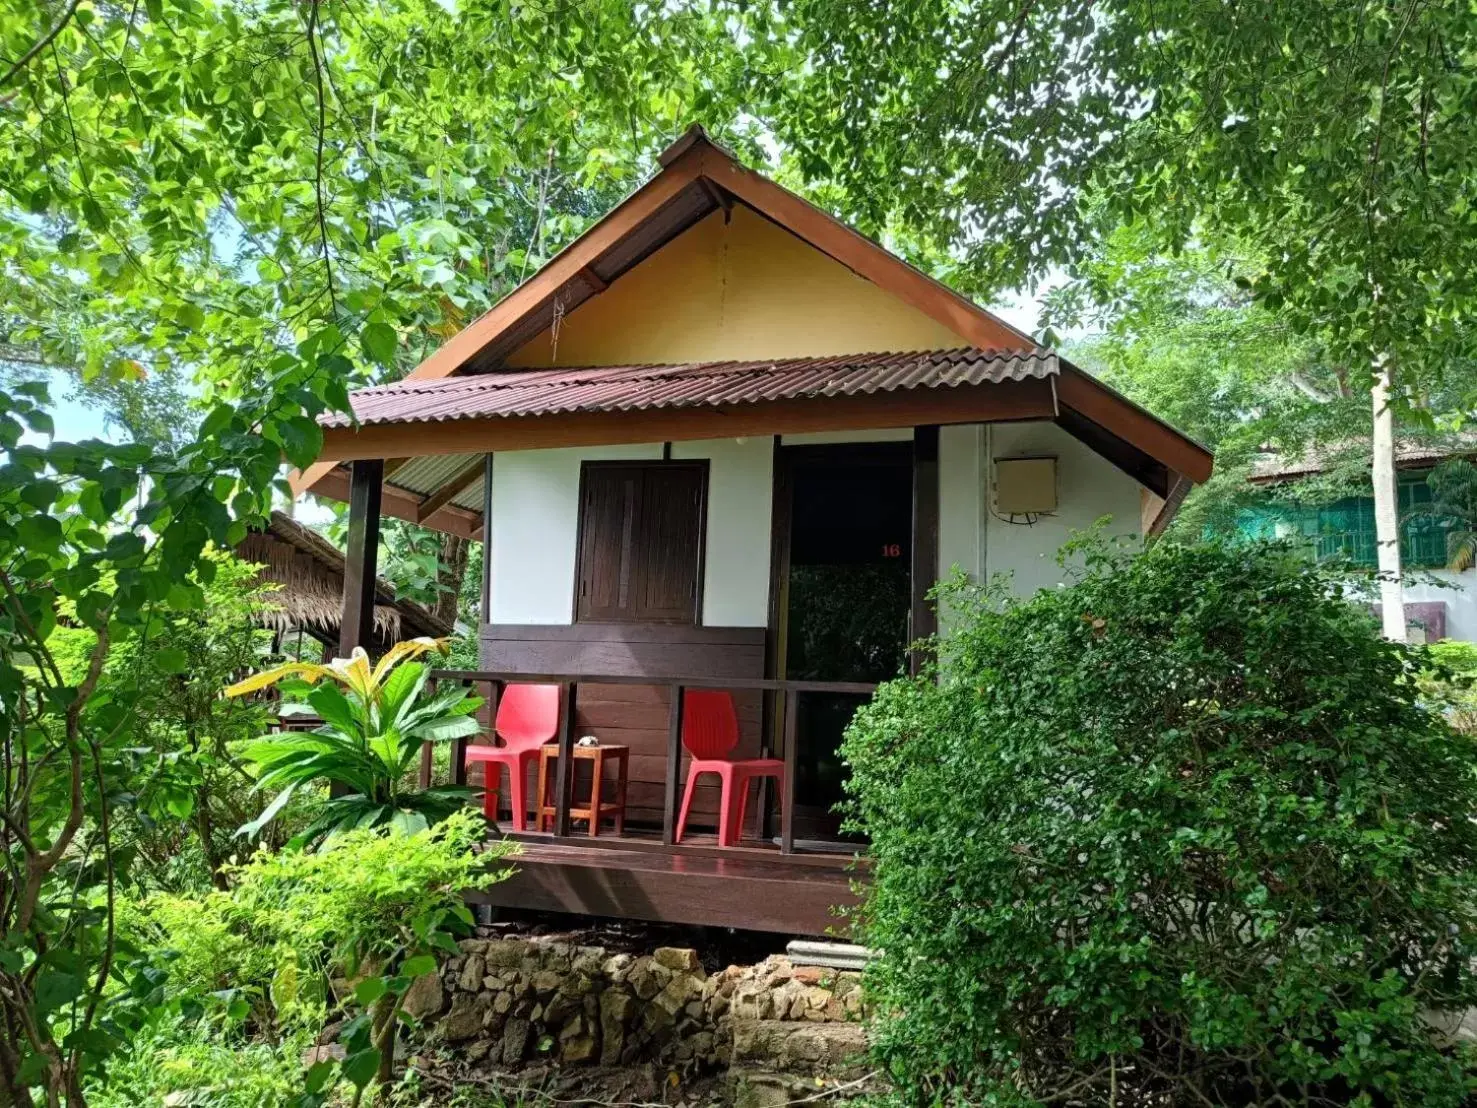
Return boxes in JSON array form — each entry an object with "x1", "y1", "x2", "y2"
[
  {"x1": 1423, "y1": 639, "x2": 1477, "y2": 735},
  {"x1": 228, "y1": 638, "x2": 482, "y2": 845},
  {"x1": 843, "y1": 539, "x2": 1477, "y2": 1106},
  {"x1": 85, "y1": 1015, "x2": 313, "y2": 1108},
  {"x1": 47, "y1": 550, "x2": 285, "y2": 889},
  {"x1": 120, "y1": 809, "x2": 514, "y2": 1102}
]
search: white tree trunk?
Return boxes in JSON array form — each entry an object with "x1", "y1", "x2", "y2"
[{"x1": 1371, "y1": 359, "x2": 1406, "y2": 642}]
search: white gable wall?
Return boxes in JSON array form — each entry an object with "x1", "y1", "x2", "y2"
[
  {"x1": 486, "y1": 423, "x2": 1145, "y2": 629},
  {"x1": 982, "y1": 422, "x2": 1144, "y2": 596}
]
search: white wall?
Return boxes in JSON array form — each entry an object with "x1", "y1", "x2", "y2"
[
  {"x1": 939, "y1": 424, "x2": 985, "y2": 589},
  {"x1": 673, "y1": 437, "x2": 773, "y2": 627},
  {"x1": 487, "y1": 438, "x2": 773, "y2": 627},
  {"x1": 488, "y1": 443, "x2": 661, "y2": 624},
  {"x1": 488, "y1": 422, "x2": 1147, "y2": 627},
  {"x1": 985, "y1": 423, "x2": 1144, "y2": 594},
  {"x1": 1401, "y1": 572, "x2": 1477, "y2": 642}
]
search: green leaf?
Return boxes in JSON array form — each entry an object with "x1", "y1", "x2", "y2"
[
  {"x1": 155, "y1": 647, "x2": 189, "y2": 675},
  {"x1": 305, "y1": 1060, "x2": 336, "y2": 1094},
  {"x1": 34, "y1": 971, "x2": 83, "y2": 1013},
  {"x1": 361, "y1": 321, "x2": 398, "y2": 365},
  {"x1": 236, "y1": 782, "x2": 298, "y2": 839},
  {"x1": 175, "y1": 302, "x2": 205, "y2": 331},
  {"x1": 17, "y1": 514, "x2": 63, "y2": 555},
  {"x1": 354, "y1": 976, "x2": 388, "y2": 1006},
  {"x1": 341, "y1": 1048, "x2": 381, "y2": 1090},
  {"x1": 401, "y1": 954, "x2": 438, "y2": 978}
]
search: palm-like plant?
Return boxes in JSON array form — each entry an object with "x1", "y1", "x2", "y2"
[
  {"x1": 225, "y1": 638, "x2": 483, "y2": 846},
  {"x1": 1413, "y1": 458, "x2": 1477, "y2": 571}
]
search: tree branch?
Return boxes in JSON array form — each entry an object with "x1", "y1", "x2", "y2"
[
  {"x1": 303, "y1": 0, "x2": 337, "y2": 317},
  {"x1": 0, "y1": 0, "x2": 81, "y2": 90}
]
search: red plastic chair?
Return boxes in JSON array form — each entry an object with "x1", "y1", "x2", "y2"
[
  {"x1": 463, "y1": 683, "x2": 560, "y2": 831},
  {"x1": 675, "y1": 690, "x2": 786, "y2": 847}
]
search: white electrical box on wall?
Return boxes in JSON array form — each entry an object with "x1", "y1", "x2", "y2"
[{"x1": 993, "y1": 455, "x2": 1058, "y2": 515}]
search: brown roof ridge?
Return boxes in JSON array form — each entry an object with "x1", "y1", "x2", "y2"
[
  {"x1": 351, "y1": 347, "x2": 1045, "y2": 397},
  {"x1": 318, "y1": 348, "x2": 1060, "y2": 431}
]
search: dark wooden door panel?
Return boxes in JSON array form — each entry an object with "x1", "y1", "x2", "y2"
[
  {"x1": 576, "y1": 466, "x2": 641, "y2": 622},
  {"x1": 633, "y1": 465, "x2": 704, "y2": 623},
  {"x1": 575, "y1": 461, "x2": 707, "y2": 624}
]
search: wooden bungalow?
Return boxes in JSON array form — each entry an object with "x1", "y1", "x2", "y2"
[
  {"x1": 236, "y1": 510, "x2": 451, "y2": 659},
  {"x1": 291, "y1": 126, "x2": 1213, "y2": 936}
]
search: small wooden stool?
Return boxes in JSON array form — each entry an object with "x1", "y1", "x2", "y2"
[{"x1": 535, "y1": 743, "x2": 629, "y2": 837}]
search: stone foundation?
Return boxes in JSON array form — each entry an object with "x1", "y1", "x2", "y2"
[{"x1": 406, "y1": 932, "x2": 870, "y2": 1097}]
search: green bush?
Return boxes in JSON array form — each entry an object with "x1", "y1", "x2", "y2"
[
  {"x1": 228, "y1": 639, "x2": 483, "y2": 845},
  {"x1": 843, "y1": 539, "x2": 1477, "y2": 1106},
  {"x1": 117, "y1": 809, "x2": 514, "y2": 1102},
  {"x1": 1423, "y1": 639, "x2": 1477, "y2": 735},
  {"x1": 86, "y1": 1016, "x2": 313, "y2": 1108}
]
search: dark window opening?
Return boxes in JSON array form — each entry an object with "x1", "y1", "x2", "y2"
[{"x1": 575, "y1": 461, "x2": 707, "y2": 624}]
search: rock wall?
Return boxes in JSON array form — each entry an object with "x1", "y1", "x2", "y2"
[{"x1": 406, "y1": 933, "x2": 869, "y2": 1095}]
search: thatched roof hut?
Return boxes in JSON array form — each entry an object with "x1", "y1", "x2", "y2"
[{"x1": 235, "y1": 511, "x2": 452, "y2": 657}]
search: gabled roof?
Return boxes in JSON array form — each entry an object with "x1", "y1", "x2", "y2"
[
  {"x1": 1249, "y1": 435, "x2": 1477, "y2": 483},
  {"x1": 402, "y1": 126, "x2": 1036, "y2": 380},
  {"x1": 293, "y1": 125, "x2": 1213, "y2": 532}
]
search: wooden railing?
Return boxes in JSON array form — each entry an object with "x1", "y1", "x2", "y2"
[{"x1": 423, "y1": 669, "x2": 878, "y2": 854}]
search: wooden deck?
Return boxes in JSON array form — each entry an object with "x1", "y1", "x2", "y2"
[{"x1": 475, "y1": 831, "x2": 865, "y2": 937}]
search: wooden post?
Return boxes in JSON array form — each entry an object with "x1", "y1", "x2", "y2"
[
  {"x1": 761, "y1": 436, "x2": 790, "y2": 841},
  {"x1": 781, "y1": 689, "x2": 798, "y2": 854},
  {"x1": 418, "y1": 675, "x2": 438, "y2": 788},
  {"x1": 551, "y1": 681, "x2": 579, "y2": 837},
  {"x1": 338, "y1": 458, "x2": 384, "y2": 658},
  {"x1": 479, "y1": 453, "x2": 494, "y2": 634},
  {"x1": 662, "y1": 684, "x2": 686, "y2": 845},
  {"x1": 910, "y1": 425, "x2": 940, "y2": 676},
  {"x1": 450, "y1": 679, "x2": 471, "y2": 787}
]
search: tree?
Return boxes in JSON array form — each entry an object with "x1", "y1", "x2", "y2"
[
  {"x1": 1044, "y1": 224, "x2": 1365, "y2": 536},
  {"x1": 44, "y1": 551, "x2": 280, "y2": 891},
  {"x1": 0, "y1": 379, "x2": 287, "y2": 1106},
  {"x1": 758, "y1": 0, "x2": 1477, "y2": 640},
  {"x1": 0, "y1": 6, "x2": 766, "y2": 1101},
  {"x1": 2, "y1": 0, "x2": 759, "y2": 620}
]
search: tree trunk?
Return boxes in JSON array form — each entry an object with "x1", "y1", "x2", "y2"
[
  {"x1": 1371, "y1": 359, "x2": 1407, "y2": 642},
  {"x1": 432, "y1": 533, "x2": 468, "y2": 628}
]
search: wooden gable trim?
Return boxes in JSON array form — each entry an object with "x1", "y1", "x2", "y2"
[
  {"x1": 415, "y1": 456, "x2": 485, "y2": 524},
  {"x1": 401, "y1": 153, "x2": 704, "y2": 383},
  {"x1": 1054, "y1": 366, "x2": 1213, "y2": 485},
  {"x1": 1147, "y1": 475, "x2": 1193, "y2": 540},
  {"x1": 309, "y1": 465, "x2": 483, "y2": 540},
  {"x1": 406, "y1": 130, "x2": 1039, "y2": 383}
]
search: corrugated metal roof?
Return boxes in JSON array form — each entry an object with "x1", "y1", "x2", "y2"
[
  {"x1": 325, "y1": 348, "x2": 1058, "y2": 430},
  {"x1": 450, "y1": 474, "x2": 485, "y2": 511},
  {"x1": 389, "y1": 453, "x2": 481, "y2": 496}
]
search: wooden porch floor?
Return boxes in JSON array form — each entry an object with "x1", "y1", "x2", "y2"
[{"x1": 473, "y1": 830, "x2": 866, "y2": 937}]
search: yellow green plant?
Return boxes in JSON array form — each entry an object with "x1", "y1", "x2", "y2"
[{"x1": 227, "y1": 638, "x2": 483, "y2": 846}]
